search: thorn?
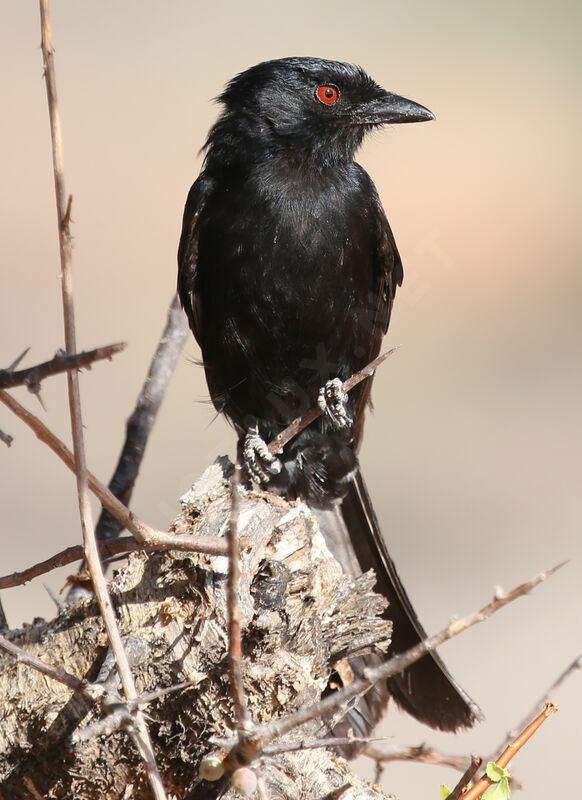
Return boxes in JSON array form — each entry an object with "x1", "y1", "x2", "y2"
[
  {"x1": 29, "y1": 382, "x2": 47, "y2": 411},
  {"x1": 7, "y1": 347, "x2": 30, "y2": 371},
  {"x1": 43, "y1": 583, "x2": 64, "y2": 611},
  {"x1": 0, "y1": 429, "x2": 13, "y2": 447}
]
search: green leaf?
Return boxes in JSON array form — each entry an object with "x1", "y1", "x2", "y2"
[
  {"x1": 484, "y1": 777, "x2": 511, "y2": 800},
  {"x1": 486, "y1": 762, "x2": 510, "y2": 783},
  {"x1": 440, "y1": 785, "x2": 452, "y2": 799}
]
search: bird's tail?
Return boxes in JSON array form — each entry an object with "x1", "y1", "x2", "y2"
[{"x1": 314, "y1": 470, "x2": 482, "y2": 737}]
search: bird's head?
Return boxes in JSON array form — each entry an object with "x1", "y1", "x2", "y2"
[{"x1": 204, "y1": 57, "x2": 433, "y2": 169}]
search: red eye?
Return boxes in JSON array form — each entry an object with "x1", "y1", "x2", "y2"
[{"x1": 316, "y1": 85, "x2": 339, "y2": 105}]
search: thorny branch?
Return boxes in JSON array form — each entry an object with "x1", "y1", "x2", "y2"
[
  {"x1": 261, "y1": 735, "x2": 387, "y2": 757},
  {"x1": 0, "y1": 537, "x2": 162, "y2": 590},
  {"x1": 0, "y1": 343, "x2": 126, "y2": 390},
  {"x1": 222, "y1": 563, "x2": 563, "y2": 766},
  {"x1": 0, "y1": 388, "x2": 227, "y2": 558},
  {"x1": 39, "y1": 2, "x2": 166, "y2": 797},
  {"x1": 364, "y1": 742, "x2": 471, "y2": 773}
]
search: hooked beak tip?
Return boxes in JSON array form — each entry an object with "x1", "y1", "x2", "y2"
[{"x1": 386, "y1": 95, "x2": 434, "y2": 124}]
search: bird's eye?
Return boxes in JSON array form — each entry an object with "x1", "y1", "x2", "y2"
[{"x1": 316, "y1": 85, "x2": 339, "y2": 105}]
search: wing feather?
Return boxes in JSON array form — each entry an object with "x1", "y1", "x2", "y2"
[
  {"x1": 353, "y1": 188, "x2": 404, "y2": 447},
  {"x1": 177, "y1": 175, "x2": 214, "y2": 344}
]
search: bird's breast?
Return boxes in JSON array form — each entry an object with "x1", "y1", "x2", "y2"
[{"x1": 196, "y1": 164, "x2": 377, "y2": 376}]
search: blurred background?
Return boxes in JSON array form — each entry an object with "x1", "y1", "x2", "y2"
[{"x1": 1, "y1": 2, "x2": 580, "y2": 797}]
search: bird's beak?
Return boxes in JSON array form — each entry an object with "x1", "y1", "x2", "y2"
[{"x1": 357, "y1": 91, "x2": 434, "y2": 125}]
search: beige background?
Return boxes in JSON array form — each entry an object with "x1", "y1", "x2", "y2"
[{"x1": 1, "y1": 2, "x2": 580, "y2": 797}]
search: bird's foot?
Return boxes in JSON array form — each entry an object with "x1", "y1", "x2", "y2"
[
  {"x1": 317, "y1": 378, "x2": 351, "y2": 429},
  {"x1": 243, "y1": 425, "x2": 282, "y2": 485}
]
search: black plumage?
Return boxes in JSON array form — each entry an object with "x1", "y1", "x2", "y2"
[{"x1": 178, "y1": 56, "x2": 480, "y2": 736}]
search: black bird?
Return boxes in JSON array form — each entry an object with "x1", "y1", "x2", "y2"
[{"x1": 178, "y1": 57, "x2": 480, "y2": 737}]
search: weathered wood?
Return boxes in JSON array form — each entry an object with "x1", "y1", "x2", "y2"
[{"x1": 0, "y1": 462, "x2": 394, "y2": 799}]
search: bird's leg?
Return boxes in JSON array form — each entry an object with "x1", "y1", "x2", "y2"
[
  {"x1": 242, "y1": 424, "x2": 282, "y2": 485},
  {"x1": 318, "y1": 378, "x2": 351, "y2": 429}
]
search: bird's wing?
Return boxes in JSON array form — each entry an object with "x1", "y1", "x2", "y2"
[
  {"x1": 371, "y1": 187, "x2": 404, "y2": 337},
  {"x1": 352, "y1": 184, "x2": 404, "y2": 447},
  {"x1": 177, "y1": 174, "x2": 214, "y2": 343}
]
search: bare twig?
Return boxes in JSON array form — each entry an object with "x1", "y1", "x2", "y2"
[
  {"x1": 95, "y1": 295, "x2": 188, "y2": 544},
  {"x1": 0, "y1": 529, "x2": 226, "y2": 590},
  {"x1": 461, "y1": 704, "x2": 557, "y2": 800},
  {"x1": 131, "y1": 679, "x2": 196, "y2": 709},
  {"x1": 0, "y1": 538, "x2": 133, "y2": 589},
  {"x1": 495, "y1": 652, "x2": 581, "y2": 757},
  {"x1": 0, "y1": 632, "x2": 106, "y2": 703},
  {"x1": 0, "y1": 389, "x2": 227, "y2": 557},
  {"x1": 0, "y1": 342, "x2": 126, "y2": 390},
  {"x1": 540, "y1": 652, "x2": 582, "y2": 697},
  {"x1": 71, "y1": 708, "x2": 135, "y2": 743},
  {"x1": 261, "y1": 735, "x2": 386, "y2": 757},
  {"x1": 227, "y1": 464, "x2": 252, "y2": 731},
  {"x1": 364, "y1": 741, "x2": 471, "y2": 772},
  {"x1": 447, "y1": 756, "x2": 482, "y2": 800},
  {"x1": 0, "y1": 540, "x2": 133, "y2": 589},
  {"x1": 242, "y1": 564, "x2": 563, "y2": 757},
  {"x1": 39, "y1": 3, "x2": 166, "y2": 796},
  {"x1": 267, "y1": 347, "x2": 399, "y2": 455},
  {"x1": 73, "y1": 679, "x2": 199, "y2": 744}
]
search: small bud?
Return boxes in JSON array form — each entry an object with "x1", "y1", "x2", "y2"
[
  {"x1": 199, "y1": 755, "x2": 225, "y2": 781},
  {"x1": 231, "y1": 767, "x2": 258, "y2": 796}
]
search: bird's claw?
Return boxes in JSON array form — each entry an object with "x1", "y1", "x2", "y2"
[
  {"x1": 318, "y1": 378, "x2": 351, "y2": 429},
  {"x1": 243, "y1": 425, "x2": 282, "y2": 485}
]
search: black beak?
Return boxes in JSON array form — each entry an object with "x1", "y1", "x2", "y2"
[{"x1": 357, "y1": 91, "x2": 434, "y2": 125}]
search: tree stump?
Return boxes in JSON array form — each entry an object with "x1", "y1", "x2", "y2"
[{"x1": 0, "y1": 461, "x2": 395, "y2": 799}]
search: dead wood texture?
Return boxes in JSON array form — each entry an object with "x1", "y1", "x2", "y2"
[{"x1": 0, "y1": 462, "x2": 394, "y2": 800}]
